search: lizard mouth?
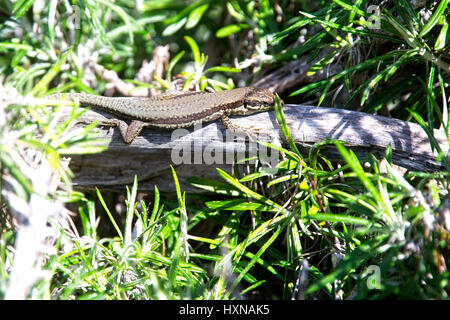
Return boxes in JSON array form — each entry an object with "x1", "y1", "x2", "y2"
[{"x1": 245, "y1": 101, "x2": 274, "y2": 111}]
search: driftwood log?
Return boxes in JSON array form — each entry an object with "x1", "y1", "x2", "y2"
[{"x1": 64, "y1": 104, "x2": 448, "y2": 192}]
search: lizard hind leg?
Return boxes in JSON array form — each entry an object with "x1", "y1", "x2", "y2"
[
  {"x1": 120, "y1": 120, "x2": 147, "y2": 144},
  {"x1": 101, "y1": 119, "x2": 146, "y2": 144}
]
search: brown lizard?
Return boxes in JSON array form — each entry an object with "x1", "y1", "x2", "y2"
[{"x1": 44, "y1": 87, "x2": 277, "y2": 144}]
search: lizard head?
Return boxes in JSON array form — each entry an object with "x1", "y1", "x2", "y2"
[{"x1": 243, "y1": 87, "x2": 277, "y2": 113}]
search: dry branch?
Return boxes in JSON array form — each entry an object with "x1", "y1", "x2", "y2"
[{"x1": 63, "y1": 104, "x2": 448, "y2": 192}]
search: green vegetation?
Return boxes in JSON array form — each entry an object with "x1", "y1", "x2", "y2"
[{"x1": 0, "y1": 0, "x2": 448, "y2": 299}]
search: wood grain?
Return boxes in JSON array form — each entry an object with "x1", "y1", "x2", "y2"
[{"x1": 62, "y1": 104, "x2": 448, "y2": 192}]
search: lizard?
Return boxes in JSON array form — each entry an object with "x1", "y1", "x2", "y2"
[{"x1": 43, "y1": 87, "x2": 277, "y2": 144}]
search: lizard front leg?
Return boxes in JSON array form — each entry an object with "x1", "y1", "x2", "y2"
[{"x1": 220, "y1": 112, "x2": 258, "y2": 141}]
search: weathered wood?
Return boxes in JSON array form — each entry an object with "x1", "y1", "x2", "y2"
[{"x1": 63, "y1": 104, "x2": 448, "y2": 192}]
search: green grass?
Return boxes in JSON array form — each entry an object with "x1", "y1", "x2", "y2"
[{"x1": 0, "y1": 0, "x2": 449, "y2": 300}]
